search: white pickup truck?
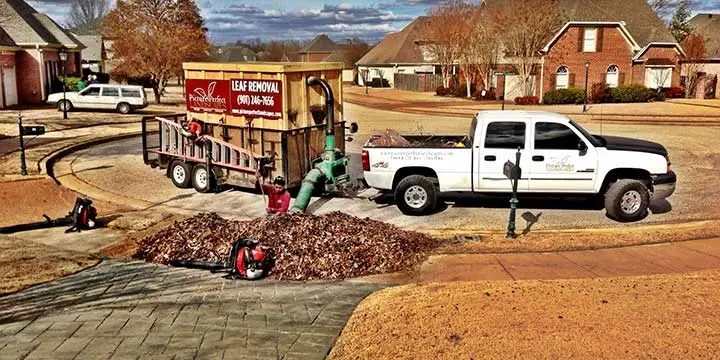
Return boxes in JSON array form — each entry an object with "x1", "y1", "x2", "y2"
[{"x1": 361, "y1": 110, "x2": 676, "y2": 222}]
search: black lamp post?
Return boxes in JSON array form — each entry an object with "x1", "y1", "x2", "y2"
[
  {"x1": 583, "y1": 59, "x2": 590, "y2": 113},
  {"x1": 59, "y1": 49, "x2": 68, "y2": 119},
  {"x1": 18, "y1": 112, "x2": 26, "y2": 176},
  {"x1": 501, "y1": 72, "x2": 506, "y2": 111}
]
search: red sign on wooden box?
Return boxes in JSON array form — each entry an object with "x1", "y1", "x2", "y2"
[
  {"x1": 230, "y1": 79, "x2": 283, "y2": 119},
  {"x1": 185, "y1": 79, "x2": 231, "y2": 114}
]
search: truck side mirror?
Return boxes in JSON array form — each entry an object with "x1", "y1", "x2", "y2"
[{"x1": 578, "y1": 141, "x2": 588, "y2": 156}]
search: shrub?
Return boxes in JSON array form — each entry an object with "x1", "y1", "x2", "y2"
[
  {"x1": 59, "y1": 76, "x2": 82, "y2": 92},
  {"x1": 610, "y1": 84, "x2": 660, "y2": 103},
  {"x1": 436, "y1": 86, "x2": 450, "y2": 96},
  {"x1": 453, "y1": 82, "x2": 477, "y2": 97},
  {"x1": 543, "y1": 88, "x2": 586, "y2": 105},
  {"x1": 514, "y1": 96, "x2": 539, "y2": 105},
  {"x1": 590, "y1": 83, "x2": 613, "y2": 103},
  {"x1": 662, "y1": 87, "x2": 685, "y2": 98}
]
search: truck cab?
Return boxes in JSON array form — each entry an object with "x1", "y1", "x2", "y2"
[{"x1": 362, "y1": 110, "x2": 676, "y2": 222}]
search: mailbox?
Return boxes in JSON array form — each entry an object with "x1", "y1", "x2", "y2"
[
  {"x1": 503, "y1": 160, "x2": 522, "y2": 180},
  {"x1": 22, "y1": 125, "x2": 45, "y2": 136}
]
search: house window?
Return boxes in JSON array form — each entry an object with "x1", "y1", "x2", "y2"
[
  {"x1": 606, "y1": 65, "x2": 619, "y2": 88},
  {"x1": 556, "y1": 66, "x2": 569, "y2": 89},
  {"x1": 583, "y1": 28, "x2": 597, "y2": 52},
  {"x1": 645, "y1": 68, "x2": 672, "y2": 89}
]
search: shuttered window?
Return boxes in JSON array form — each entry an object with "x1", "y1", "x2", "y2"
[
  {"x1": 583, "y1": 28, "x2": 597, "y2": 52},
  {"x1": 556, "y1": 66, "x2": 569, "y2": 89}
]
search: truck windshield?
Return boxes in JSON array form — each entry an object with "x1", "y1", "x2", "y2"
[{"x1": 569, "y1": 119, "x2": 602, "y2": 147}]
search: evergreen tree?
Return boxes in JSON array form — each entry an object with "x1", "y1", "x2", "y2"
[{"x1": 669, "y1": 0, "x2": 694, "y2": 42}]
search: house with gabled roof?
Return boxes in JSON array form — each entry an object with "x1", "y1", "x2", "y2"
[
  {"x1": 0, "y1": 0, "x2": 85, "y2": 108},
  {"x1": 537, "y1": 0, "x2": 684, "y2": 99},
  {"x1": 298, "y1": 34, "x2": 338, "y2": 62},
  {"x1": 360, "y1": 0, "x2": 683, "y2": 96},
  {"x1": 682, "y1": 13, "x2": 720, "y2": 98},
  {"x1": 355, "y1": 17, "x2": 442, "y2": 88}
]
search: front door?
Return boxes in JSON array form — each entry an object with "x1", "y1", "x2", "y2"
[
  {"x1": 528, "y1": 121, "x2": 598, "y2": 192},
  {"x1": 2, "y1": 67, "x2": 17, "y2": 106},
  {"x1": 477, "y1": 120, "x2": 531, "y2": 192}
]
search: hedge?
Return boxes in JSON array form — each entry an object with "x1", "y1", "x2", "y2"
[
  {"x1": 543, "y1": 88, "x2": 586, "y2": 105},
  {"x1": 611, "y1": 84, "x2": 664, "y2": 103},
  {"x1": 514, "y1": 96, "x2": 539, "y2": 105},
  {"x1": 59, "y1": 77, "x2": 83, "y2": 92}
]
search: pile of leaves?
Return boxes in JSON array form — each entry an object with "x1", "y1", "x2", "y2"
[{"x1": 133, "y1": 212, "x2": 437, "y2": 280}]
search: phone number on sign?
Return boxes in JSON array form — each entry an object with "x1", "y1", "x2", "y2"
[{"x1": 237, "y1": 95, "x2": 275, "y2": 107}]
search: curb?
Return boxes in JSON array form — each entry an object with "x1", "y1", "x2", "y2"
[{"x1": 43, "y1": 131, "x2": 143, "y2": 183}]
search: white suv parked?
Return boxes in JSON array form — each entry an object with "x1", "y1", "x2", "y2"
[{"x1": 47, "y1": 84, "x2": 149, "y2": 114}]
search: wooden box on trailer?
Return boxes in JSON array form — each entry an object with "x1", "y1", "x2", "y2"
[{"x1": 180, "y1": 62, "x2": 347, "y2": 189}]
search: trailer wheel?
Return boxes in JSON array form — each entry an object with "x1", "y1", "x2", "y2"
[
  {"x1": 394, "y1": 175, "x2": 437, "y2": 216},
  {"x1": 192, "y1": 164, "x2": 215, "y2": 193},
  {"x1": 604, "y1": 179, "x2": 650, "y2": 222},
  {"x1": 169, "y1": 161, "x2": 192, "y2": 188}
]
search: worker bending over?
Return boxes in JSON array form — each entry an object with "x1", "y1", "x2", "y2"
[{"x1": 256, "y1": 171, "x2": 291, "y2": 217}]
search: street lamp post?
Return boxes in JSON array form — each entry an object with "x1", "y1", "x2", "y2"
[
  {"x1": 501, "y1": 72, "x2": 506, "y2": 111},
  {"x1": 59, "y1": 49, "x2": 68, "y2": 120},
  {"x1": 583, "y1": 59, "x2": 590, "y2": 113},
  {"x1": 18, "y1": 112, "x2": 27, "y2": 176}
]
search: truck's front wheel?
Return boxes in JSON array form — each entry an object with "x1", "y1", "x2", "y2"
[
  {"x1": 395, "y1": 175, "x2": 437, "y2": 216},
  {"x1": 604, "y1": 179, "x2": 650, "y2": 222}
]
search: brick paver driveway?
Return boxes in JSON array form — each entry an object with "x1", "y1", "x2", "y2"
[{"x1": 0, "y1": 260, "x2": 384, "y2": 360}]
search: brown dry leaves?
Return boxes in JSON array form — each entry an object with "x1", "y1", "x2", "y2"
[{"x1": 134, "y1": 212, "x2": 437, "y2": 280}]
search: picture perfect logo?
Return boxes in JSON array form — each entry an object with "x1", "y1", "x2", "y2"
[{"x1": 188, "y1": 81, "x2": 227, "y2": 110}]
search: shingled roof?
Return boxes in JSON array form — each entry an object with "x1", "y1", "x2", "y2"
[
  {"x1": 0, "y1": 0, "x2": 84, "y2": 48},
  {"x1": 690, "y1": 13, "x2": 720, "y2": 59},
  {"x1": 299, "y1": 34, "x2": 337, "y2": 53},
  {"x1": 0, "y1": 27, "x2": 16, "y2": 47},
  {"x1": 356, "y1": 17, "x2": 433, "y2": 66}
]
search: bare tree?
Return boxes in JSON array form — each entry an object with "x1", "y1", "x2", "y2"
[
  {"x1": 425, "y1": 1, "x2": 467, "y2": 87},
  {"x1": 681, "y1": 33, "x2": 707, "y2": 98},
  {"x1": 456, "y1": 4, "x2": 499, "y2": 97},
  {"x1": 492, "y1": 0, "x2": 566, "y2": 96},
  {"x1": 67, "y1": 0, "x2": 111, "y2": 29}
]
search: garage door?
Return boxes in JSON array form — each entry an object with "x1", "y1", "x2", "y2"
[{"x1": 2, "y1": 67, "x2": 18, "y2": 106}]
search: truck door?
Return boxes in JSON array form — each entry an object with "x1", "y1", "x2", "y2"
[
  {"x1": 477, "y1": 120, "x2": 530, "y2": 192},
  {"x1": 528, "y1": 120, "x2": 598, "y2": 192}
]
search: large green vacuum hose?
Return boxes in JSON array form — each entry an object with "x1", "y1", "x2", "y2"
[{"x1": 290, "y1": 168, "x2": 324, "y2": 213}]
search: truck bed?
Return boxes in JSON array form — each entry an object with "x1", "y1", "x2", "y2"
[{"x1": 366, "y1": 134, "x2": 469, "y2": 148}]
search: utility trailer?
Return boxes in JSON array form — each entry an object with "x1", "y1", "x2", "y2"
[{"x1": 141, "y1": 62, "x2": 352, "y2": 192}]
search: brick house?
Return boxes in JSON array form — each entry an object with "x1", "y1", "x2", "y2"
[
  {"x1": 298, "y1": 35, "x2": 337, "y2": 63},
  {"x1": 0, "y1": 0, "x2": 84, "y2": 109},
  {"x1": 681, "y1": 13, "x2": 720, "y2": 98},
  {"x1": 537, "y1": 0, "x2": 683, "y2": 100}
]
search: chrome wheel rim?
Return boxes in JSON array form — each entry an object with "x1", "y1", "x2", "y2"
[
  {"x1": 120, "y1": 104, "x2": 129, "y2": 113},
  {"x1": 404, "y1": 185, "x2": 428, "y2": 209},
  {"x1": 621, "y1": 190, "x2": 642, "y2": 214},
  {"x1": 172, "y1": 165, "x2": 185, "y2": 183},
  {"x1": 195, "y1": 168, "x2": 207, "y2": 188}
]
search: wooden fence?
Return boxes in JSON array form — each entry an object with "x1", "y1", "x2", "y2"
[{"x1": 394, "y1": 73, "x2": 445, "y2": 92}]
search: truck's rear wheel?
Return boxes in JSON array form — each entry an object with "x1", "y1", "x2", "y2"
[
  {"x1": 604, "y1": 179, "x2": 650, "y2": 222},
  {"x1": 192, "y1": 164, "x2": 215, "y2": 193},
  {"x1": 169, "y1": 161, "x2": 192, "y2": 188},
  {"x1": 395, "y1": 175, "x2": 437, "y2": 215}
]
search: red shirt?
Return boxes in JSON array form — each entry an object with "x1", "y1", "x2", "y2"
[{"x1": 262, "y1": 184, "x2": 291, "y2": 214}]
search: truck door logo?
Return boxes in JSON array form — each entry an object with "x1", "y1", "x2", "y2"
[
  {"x1": 546, "y1": 155, "x2": 574, "y2": 172},
  {"x1": 372, "y1": 161, "x2": 389, "y2": 168}
]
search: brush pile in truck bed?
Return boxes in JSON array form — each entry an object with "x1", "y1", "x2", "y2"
[{"x1": 133, "y1": 212, "x2": 437, "y2": 280}]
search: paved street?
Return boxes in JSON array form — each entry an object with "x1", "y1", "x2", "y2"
[{"x1": 0, "y1": 260, "x2": 384, "y2": 360}]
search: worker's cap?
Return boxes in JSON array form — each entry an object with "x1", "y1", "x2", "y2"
[{"x1": 273, "y1": 176, "x2": 285, "y2": 186}]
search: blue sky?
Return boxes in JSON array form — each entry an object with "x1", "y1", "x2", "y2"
[{"x1": 25, "y1": 0, "x2": 720, "y2": 45}]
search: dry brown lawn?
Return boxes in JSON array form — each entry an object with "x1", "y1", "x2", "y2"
[
  {"x1": 0, "y1": 235, "x2": 98, "y2": 295},
  {"x1": 330, "y1": 270, "x2": 720, "y2": 360}
]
